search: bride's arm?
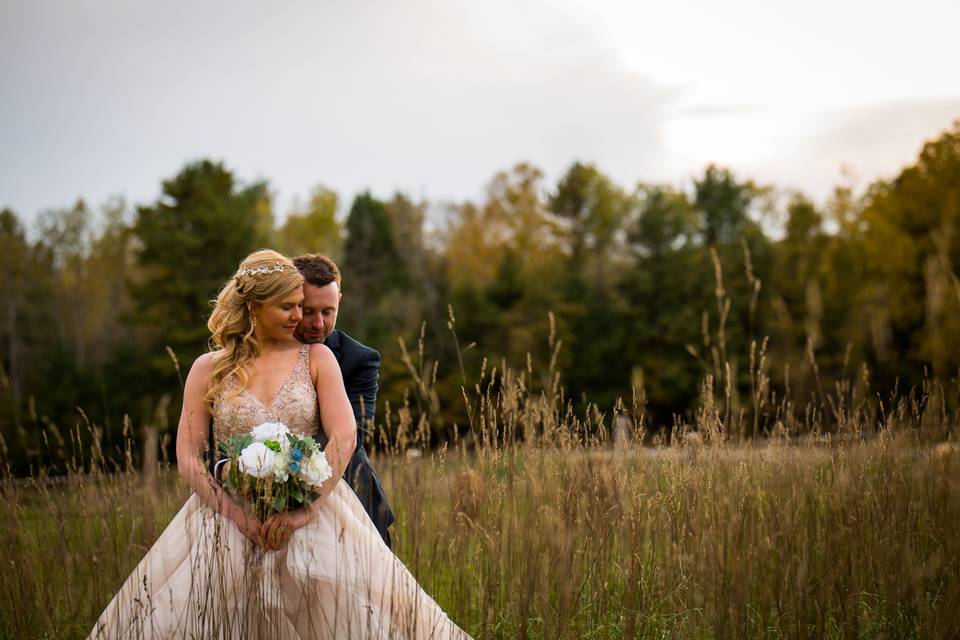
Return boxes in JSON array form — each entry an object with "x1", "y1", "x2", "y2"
[
  {"x1": 261, "y1": 344, "x2": 356, "y2": 545},
  {"x1": 175, "y1": 353, "x2": 263, "y2": 544},
  {"x1": 310, "y1": 342, "x2": 357, "y2": 491}
]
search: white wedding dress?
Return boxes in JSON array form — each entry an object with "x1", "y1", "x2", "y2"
[{"x1": 89, "y1": 345, "x2": 471, "y2": 639}]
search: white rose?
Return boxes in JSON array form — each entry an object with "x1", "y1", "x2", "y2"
[
  {"x1": 301, "y1": 450, "x2": 333, "y2": 487},
  {"x1": 273, "y1": 447, "x2": 290, "y2": 482},
  {"x1": 237, "y1": 442, "x2": 276, "y2": 479},
  {"x1": 250, "y1": 421, "x2": 291, "y2": 445}
]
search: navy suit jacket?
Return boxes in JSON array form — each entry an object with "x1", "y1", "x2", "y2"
[{"x1": 323, "y1": 330, "x2": 395, "y2": 546}]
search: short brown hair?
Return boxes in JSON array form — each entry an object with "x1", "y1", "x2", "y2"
[{"x1": 292, "y1": 253, "x2": 341, "y2": 288}]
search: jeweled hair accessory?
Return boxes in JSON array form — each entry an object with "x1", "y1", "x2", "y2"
[{"x1": 234, "y1": 263, "x2": 287, "y2": 279}]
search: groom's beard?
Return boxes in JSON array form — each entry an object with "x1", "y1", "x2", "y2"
[{"x1": 295, "y1": 326, "x2": 327, "y2": 344}]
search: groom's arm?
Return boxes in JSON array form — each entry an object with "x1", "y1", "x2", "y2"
[{"x1": 346, "y1": 347, "x2": 380, "y2": 449}]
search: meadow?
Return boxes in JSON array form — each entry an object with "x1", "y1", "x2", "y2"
[{"x1": 2, "y1": 349, "x2": 958, "y2": 639}]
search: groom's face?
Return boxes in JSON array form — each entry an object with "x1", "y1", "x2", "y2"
[{"x1": 295, "y1": 281, "x2": 341, "y2": 344}]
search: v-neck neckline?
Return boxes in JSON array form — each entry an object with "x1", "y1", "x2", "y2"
[{"x1": 242, "y1": 347, "x2": 304, "y2": 411}]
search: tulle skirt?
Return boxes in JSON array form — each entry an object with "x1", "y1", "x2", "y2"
[{"x1": 88, "y1": 481, "x2": 470, "y2": 639}]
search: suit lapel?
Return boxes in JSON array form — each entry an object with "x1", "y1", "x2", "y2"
[{"x1": 324, "y1": 330, "x2": 343, "y2": 362}]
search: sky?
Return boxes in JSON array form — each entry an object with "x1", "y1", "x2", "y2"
[{"x1": 2, "y1": 0, "x2": 959, "y2": 227}]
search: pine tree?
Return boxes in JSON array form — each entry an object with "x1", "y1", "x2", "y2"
[{"x1": 130, "y1": 160, "x2": 268, "y2": 377}]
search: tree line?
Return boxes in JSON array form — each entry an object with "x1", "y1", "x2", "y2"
[{"x1": 2, "y1": 122, "x2": 958, "y2": 472}]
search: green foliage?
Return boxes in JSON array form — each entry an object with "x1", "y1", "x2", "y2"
[
  {"x1": 620, "y1": 187, "x2": 705, "y2": 419},
  {"x1": 130, "y1": 159, "x2": 268, "y2": 381},
  {"x1": 341, "y1": 191, "x2": 407, "y2": 345},
  {"x1": 0, "y1": 208, "x2": 36, "y2": 428},
  {"x1": 276, "y1": 186, "x2": 342, "y2": 259},
  {"x1": 343, "y1": 191, "x2": 402, "y2": 288},
  {"x1": 549, "y1": 161, "x2": 631, "y2": 269},
  {"x1": 694, "y1": 164, "x2": 765, "y2": 245},
  {"x1": 4, "y1": 122, "x2": 960, "y2": 466},
  {"x1": 859, "y1": 125, "x2": 960, "y2": 380}
]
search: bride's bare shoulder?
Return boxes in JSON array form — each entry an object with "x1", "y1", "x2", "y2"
[
  {"x1": 194, "y1": 351, "x2": 216, "y2": 368},
  {"x1": 307, "y1": 343, "x2": 341, "y2": 382},
  {"x1": 307, "y1": 342, "x2": 336, "y2": 368},
  {"x1": 185, "y1": 352, "x2": 216, "y2": 381}
]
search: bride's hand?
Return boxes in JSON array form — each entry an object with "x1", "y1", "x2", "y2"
[
  {"x1": 232, "y1": 512, "x2": 265, "y2": 546},
  {"x1": 261, "y1": 510, "x2": 309, "y2": 550}
]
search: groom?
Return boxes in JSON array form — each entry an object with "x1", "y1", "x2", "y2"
[{"x1": 291, "y1": 253, "x2": 395, "y2": 548}]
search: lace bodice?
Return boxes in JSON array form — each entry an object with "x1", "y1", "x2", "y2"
[{"x1": 211, "y1": 344, "x2": 319, "y2": 443}]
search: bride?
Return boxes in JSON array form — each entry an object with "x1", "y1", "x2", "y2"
[{"x1": 89, "y1": 249, "x2": 471, "y2": 639}]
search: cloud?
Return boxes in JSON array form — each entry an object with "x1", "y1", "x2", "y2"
[
  {"x1": 3, "y1": 0, "x2": 955, "y2": 225},
  {"x1": 667, "y1": 104, "x2": 762, "y2": 119},
  {"x1": 741, "y1": 97, "x2": 960, "y2": 200},
  {"x1": 806, "y1": 98, "x2": 960, "y2": 175},
  {"x1": 0, "y1": 0, "x2": 673, "y2": 223}
]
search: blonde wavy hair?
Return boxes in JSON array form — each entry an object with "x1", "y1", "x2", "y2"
[{"x1": 205, "y1": 249, "x2": 305, "y2": 408}]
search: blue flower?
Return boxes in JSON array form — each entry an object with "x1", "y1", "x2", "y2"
[
  {"x1": 291, "y1": 449, "x2": 304, "y2": 462},
  {"x1": 289, "y1": 461, "x2": 300, "y2": 473}
]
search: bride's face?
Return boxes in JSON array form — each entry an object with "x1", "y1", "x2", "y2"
[{"x1": 252, "y1": 289, "x2": 304, "y2": 343}]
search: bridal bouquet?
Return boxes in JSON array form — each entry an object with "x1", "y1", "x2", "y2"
[{"x1": 220, "y1": 421, "x2": 333, "y2": 519}]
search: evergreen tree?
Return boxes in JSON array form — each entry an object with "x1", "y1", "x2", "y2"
[
  {"x1": 0, "y1": 209, "x2": 33, "y2": 426},
  {"x1": 548, "y1": 162, "x2": 633, "y2": 408},
  {"x1": 621, "y1": 186, "x2": 702, "y2": 424},
  {"x1": 341, "y1": 192, "x2": 403, "y2": 344},
  {"x1": 694, "y1": 164, "x2": 756, "y2": 246},
  {"x1": 130, "y1": 160, "x2": 268, "y2": 379}
]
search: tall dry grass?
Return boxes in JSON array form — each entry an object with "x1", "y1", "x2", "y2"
[
  {"x1": 370, "y1": 307, "x2": 960, "y2": 638},
  {"x1": 3, "y1": 339, "x2": 957, "y2": 638}
]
